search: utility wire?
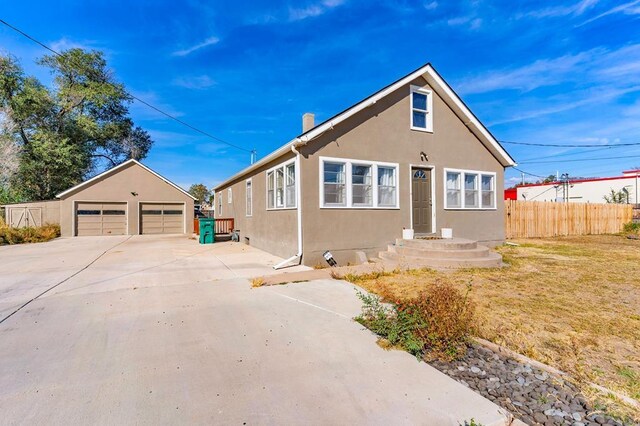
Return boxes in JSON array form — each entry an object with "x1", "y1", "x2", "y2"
[
  {"x1": 517, "y1": 145, "x2": 617, "y2": 162},
  {"x1": 520, "y1": 154, "x2": 640, "y2": 165},
  {"x1": 501, "y1": 140, "x2": 640, "y2": 148},
  {"x1": 512, "y1": 167, "x2": 548, "y2": 179},
  {"x1": 528, "y1": 185, "x2": 559, "y2": 201},
  {"x1": 0, "y1": 18, "x2": 252, "y2": 153}
]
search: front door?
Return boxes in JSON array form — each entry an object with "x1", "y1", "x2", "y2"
[{"x1": 411, "y1": 168, "x2": 432, "y2": 234}]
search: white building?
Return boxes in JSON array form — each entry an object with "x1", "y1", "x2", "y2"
[{"x1": 516, "y1": 169, "x2": 640, "y2": 204}]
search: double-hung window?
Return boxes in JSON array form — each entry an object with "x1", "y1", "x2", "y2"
[
  {"x1": 444, "y1": 168, "x2": 496, "y2": 209},
  {"x1": 378, "y1": 166, "x2": 397, "y2": 207},
  {"x1": 481, "y1": 174, "x2": 495, "y2": 208},
  {"x1": 446, "y1": 171, "x2": 461, "y2": 208},
  {"x1": 266, "y1": 159, "x2": 297, "y2": 209},
  {"x1": 464, "y1": 174, "x2": 478, "y2": 208},
  {"x1": 246, "y1": 179, "x2": 252, "y2": 216},
  {"x1": 323, "y1": 162, "x2": 347, "y2": 206},
  {"x1": 321, "y1": 157, "x2": 399, "y2": 208},
  {"x1": 275, "y1": 168, "x2": 284, "y2": 208},
  {"x1": 410, "y1": 85, "x2": 433, "y2": 132},
  {"x1": 285, "y1": 163, "x2": 296, "y2": 208},
  {"x1": 267, "y1": 171, "x2": 275, "y2": 209},
  {"x1": 351, "y1": 164, "x2": 372, "y2": 206}
]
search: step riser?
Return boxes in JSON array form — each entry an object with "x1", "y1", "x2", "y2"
[
  {"x1": 380, "y1": 251, "x2": 502, "y2": 269},
  {"x1": 396, "y1": 238, "x2": 478, "y2": 250},
  {"x1": 389, "y1": 245, "x2": 490, "y2": 259}
]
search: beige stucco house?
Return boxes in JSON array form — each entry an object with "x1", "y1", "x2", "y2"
[
  {"x1": 214, "y1": 63, "x2": 516, "y2": 267},
  {"x1": 2, "y1": 160, "x2": 195, "y2": 237}
]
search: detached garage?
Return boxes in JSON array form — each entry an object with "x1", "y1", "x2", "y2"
[{"x1": 56, "y1": 159, "x2": 195, "y2": 237}]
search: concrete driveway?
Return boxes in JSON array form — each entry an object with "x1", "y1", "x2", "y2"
[{"x1": 0, "y1": 236, "x2": 510, "y2": 425}]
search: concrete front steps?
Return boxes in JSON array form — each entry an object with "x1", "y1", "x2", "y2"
[{"x1": 378, "y1": 237, "x2": 502, "y2": 269}]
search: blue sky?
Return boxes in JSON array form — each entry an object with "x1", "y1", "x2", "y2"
[{"x1": 2, "y1": 0, "x2": 640, "y2": 189}]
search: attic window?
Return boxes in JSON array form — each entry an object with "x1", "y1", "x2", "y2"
[{"x1": 410, "y1": 85, "x2": 433, "y2": 132}]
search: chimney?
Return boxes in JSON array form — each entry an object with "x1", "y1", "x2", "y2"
[{"x1": 302, "y1": 113, "x2": 315, "y2": 132}]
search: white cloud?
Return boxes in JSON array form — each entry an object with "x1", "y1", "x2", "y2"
[
  {"x1": 172, "y1": 36, "x2": 220, "y2": 57},
  {"x1": 288, "y1": 0, "x2": 346, "y2": 21},
  {"x1": 447, "y1": 15, "x2": 482, "y2": 30},
  {"x1": 447, "y1": 15, "x2": 472, "y2": 26},
  {"x1": 457, "y1": 44, "x2": 640, "y2": 97},
  {"x1": 470, "y1": 18, "x2": 482, "y2": 30},
  {"x1": 524, "y1": 0, "x2": 599, "y2": 19},
  {"x1": 172, "y1": 75, "x2": 217, "y2": 90},
  {"x1": 578, "y1": 0, "x2": 640, "y2": 26},
  {"x1": 424, "y1": 1, "x2": 438, "y2": 10},
  {"x1": 456, "y1": 50, "x2": 600, "y2": 94},
  {"x1": 49, "y1": 37, "x2": 101, "y2": 53},
  {"x1": 488, "y1": 85, "x2": 640, "y2": 126}
]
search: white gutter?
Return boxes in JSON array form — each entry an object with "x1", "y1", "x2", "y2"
[{"x1": 273, "y1": 142, "x2": 304, "y2": 269}]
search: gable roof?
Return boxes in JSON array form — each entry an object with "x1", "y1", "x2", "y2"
[
  {"x1": 56, "y1": 159, "x2": 196, "y2": 200},
  {"x1": 215, "y1": 62, "x2": 516, "y2": 191}
]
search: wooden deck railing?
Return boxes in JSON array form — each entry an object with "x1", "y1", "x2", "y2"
[
  {"x1": 215, "y1": 218, "x2": 234, "y2": 234},
  {"x1": 194, "y1": 218, "x2": 235, "y2": 235}
]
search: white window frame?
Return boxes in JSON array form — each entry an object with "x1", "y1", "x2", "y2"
[
  {"x1": 246, "y1": 179, "x2": 252, "y2": 217},
  {"x1": 410, "y1": 85, "x2": 433, "y2": 133},
  {"x1": 481, "y1": 174, "x2": 496, "y2": 209},
  {"x1": 443, "y1": 168, "x2": 497, "y2": 210},
  {"x1": 319, "y1": 156, "x2": 400, "y2": 209},
  {"x1": 227, "y1": 188, "x2": 232, "y2": 204},
  {"x1": 266, "y1": 158, "x2": 297, "y2": 210},
  {"x1": 217, "y1": 192, "x2": 222, "y2": 216}
]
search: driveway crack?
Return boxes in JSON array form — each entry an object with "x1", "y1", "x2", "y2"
[{"x1": 0, "y1": 236, "x2": 132, "y2": 326}]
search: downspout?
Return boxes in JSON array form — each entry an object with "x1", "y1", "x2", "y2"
[{"x1": 273, "y1": 141, "x2": 305, "y2": 269}]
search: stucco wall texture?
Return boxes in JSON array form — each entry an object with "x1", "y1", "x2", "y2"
[
  {"x1": 216, "y1": 78, "x2": 506, "y2": 267},
  {"x1": 58, "y1": 162, "x2": 194, "y2": 237}
]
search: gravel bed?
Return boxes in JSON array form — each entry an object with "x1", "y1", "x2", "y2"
[{"x1": 429, "y1": 344, "x2": 631, "y2": 426}]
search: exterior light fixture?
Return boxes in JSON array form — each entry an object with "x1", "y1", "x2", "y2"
[{"x1": 323, "y1": 251, "x2": 337, "y2": 267}]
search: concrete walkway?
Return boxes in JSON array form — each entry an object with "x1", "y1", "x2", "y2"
[{"x1": 0, "y1": 236, "x2": 511, "y2": 425}]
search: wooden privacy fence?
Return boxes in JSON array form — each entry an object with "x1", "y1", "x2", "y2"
[{"x1": 505, "y1": 200, "x2": 633, "y2": 239}]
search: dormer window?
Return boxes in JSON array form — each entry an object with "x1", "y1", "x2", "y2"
[{"x1": 410, "y1": 85, "x2": 433, "y2": 132}]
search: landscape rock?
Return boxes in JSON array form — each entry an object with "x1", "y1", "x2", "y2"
[{"x1": 428, "y1": 343, "x2": 633, "y2": 426}]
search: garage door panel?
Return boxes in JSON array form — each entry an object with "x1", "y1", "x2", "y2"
[
  {"x1": 140, "y1": 203, "x2": 184, "y2": 235},
  {"x1": 76, "y1": 202, "x2": 127, "y2": 236}
]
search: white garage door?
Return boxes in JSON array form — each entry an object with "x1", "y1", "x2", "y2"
[
  {"x1": 140, "y1": 203, "x2": 184, "y2": 234},
  {"x1": 76, "y1": 202, "x2": 127, "y2": 236}
]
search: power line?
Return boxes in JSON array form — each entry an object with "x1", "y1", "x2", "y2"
[
  {"x1": 520, "y1": 154, "x2": 640, "y2": 165},
  {"x1": 501, "y1": 140, "x2": 640, "y2": 148},
  {"x1": 512, "y1": 167, "x2": 548, "y2": 179},
  {"x1": 517, "y1": 145, "x2": 618, "y2": 162},
  {"x1": 0, "y1": 18, "x2": 253, "y2": 153},
  {"x1": 528, "y1": 185, "x2": 558, "y2": 201}
]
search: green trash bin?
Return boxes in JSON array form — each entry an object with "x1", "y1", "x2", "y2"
[{"x1": 199, "y1": 218, "x2": 215, "y2": 244}]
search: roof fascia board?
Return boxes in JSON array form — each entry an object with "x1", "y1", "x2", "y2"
[
  {"x1": 56, "y1": 159, "x2": 196, "y2": 200},
  {"x1": 215, "y1": 63, "x2": 516, "y2": 189},
  {"x1": 214, "y1": 143, "x2": 294, "y2": 191},
  {"x1": 422, "y1": 66, "x2": 516, "y2": 167}
]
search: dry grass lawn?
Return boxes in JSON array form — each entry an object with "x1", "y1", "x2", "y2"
[{"x1": 351, "y1": 235, "x2": 640, "y2": 418}]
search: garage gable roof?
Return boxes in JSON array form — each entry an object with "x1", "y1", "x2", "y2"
[
  {"x1": 215, "y1": 62, "x2": 516, "y2": 191},
  {"x1": 56, "y1": 159, "x2": 196, "y2": 200}
]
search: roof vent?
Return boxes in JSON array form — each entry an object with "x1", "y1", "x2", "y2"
[{"x1": 302, "y1": 113, "x2": 315, "y2": 133}]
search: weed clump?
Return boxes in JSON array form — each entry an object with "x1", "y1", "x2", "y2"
[
  {"x1": 356, "y1": 280, "x2": 476, "y2": 361},
  {"x1": 0, "y1": 218, "x2": 60, "y2": 245},
  {"x1": 622, "y1": 221, "x2": 640, "y2": 235}
]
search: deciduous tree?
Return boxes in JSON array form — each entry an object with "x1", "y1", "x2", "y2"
[
  {"x1": 188, "y1": 183, "x2": 212, "y2": 206},
  {"x1": 0, "y1": 49, "x2": 153, "y2": 200}
]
